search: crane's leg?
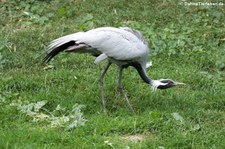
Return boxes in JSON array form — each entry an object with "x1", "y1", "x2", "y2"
[
  {"x1": 118, "y1": 66, "x2": 135, "y2": 113},
  {"x1": 98, "y1": 62, "x2": 111, "y2": 112}
]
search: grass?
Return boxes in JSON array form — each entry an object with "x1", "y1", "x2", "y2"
[{"x1": 0, "y1": 0, "x2": 225, "y2": 148}]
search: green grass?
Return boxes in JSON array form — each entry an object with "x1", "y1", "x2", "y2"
[{"x1": 0, "y1": 0, "x2": 225, "y2": 148}]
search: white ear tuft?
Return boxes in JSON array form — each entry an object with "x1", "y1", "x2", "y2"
[{"x1": 151, "y1": 80, "x2": 167, "y2": 91}]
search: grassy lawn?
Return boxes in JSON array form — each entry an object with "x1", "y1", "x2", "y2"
[{"x1": 0, "y1": 0, "x2": 224, "y2": 148}]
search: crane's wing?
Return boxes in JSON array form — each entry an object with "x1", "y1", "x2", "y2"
[
  {"x1": 43, "y1": 32, "x2": 101, "y2": 63},
  {"x1": 43, "y1": 27, "x2": 149, "y2": 64},
  {"x1": 119, "y1": 27, "x2": 148, "y2": 45}
]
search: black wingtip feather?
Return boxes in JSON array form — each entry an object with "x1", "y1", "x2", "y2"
[
  {"x1": 42, "y1": 41, "x2": 76, "y2": 63},
  {"x1": 42, "y1": 47, "x2": 61, "y2": 63}
]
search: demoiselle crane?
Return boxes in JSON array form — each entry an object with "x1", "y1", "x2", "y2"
[{"x1": 43, "y1": 27, "x2": 184, "y2": 112}]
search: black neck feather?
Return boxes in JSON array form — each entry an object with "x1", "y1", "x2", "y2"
[{"x1": 130, "y1": 63, "x2": 152, "y2": 84}]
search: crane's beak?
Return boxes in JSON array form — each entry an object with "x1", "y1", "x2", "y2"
[{"x1": 174, "y1": 81, "x2": 185, "y2": 86}]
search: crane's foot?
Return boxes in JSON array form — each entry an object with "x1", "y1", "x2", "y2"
[{"x1": 118, "y1": 86, "x2": 135, "y2": 113}]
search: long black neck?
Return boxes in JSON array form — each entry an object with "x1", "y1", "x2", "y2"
[{"x1": 131, "y1": 63, "x2": 153, "y2": 84}]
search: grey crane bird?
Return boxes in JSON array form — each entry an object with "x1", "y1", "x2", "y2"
[{"x1": 43, "y1": 27, "x2": 184, "y2": 112}]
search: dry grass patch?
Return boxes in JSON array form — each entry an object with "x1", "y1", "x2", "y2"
[{"x1": 121, "y1": 134, "x2": 148, "y2": 143}]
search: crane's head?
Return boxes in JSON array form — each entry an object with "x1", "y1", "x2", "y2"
[{"x1": 151, "y1": 79, "x2": 185, "y2": 91}]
